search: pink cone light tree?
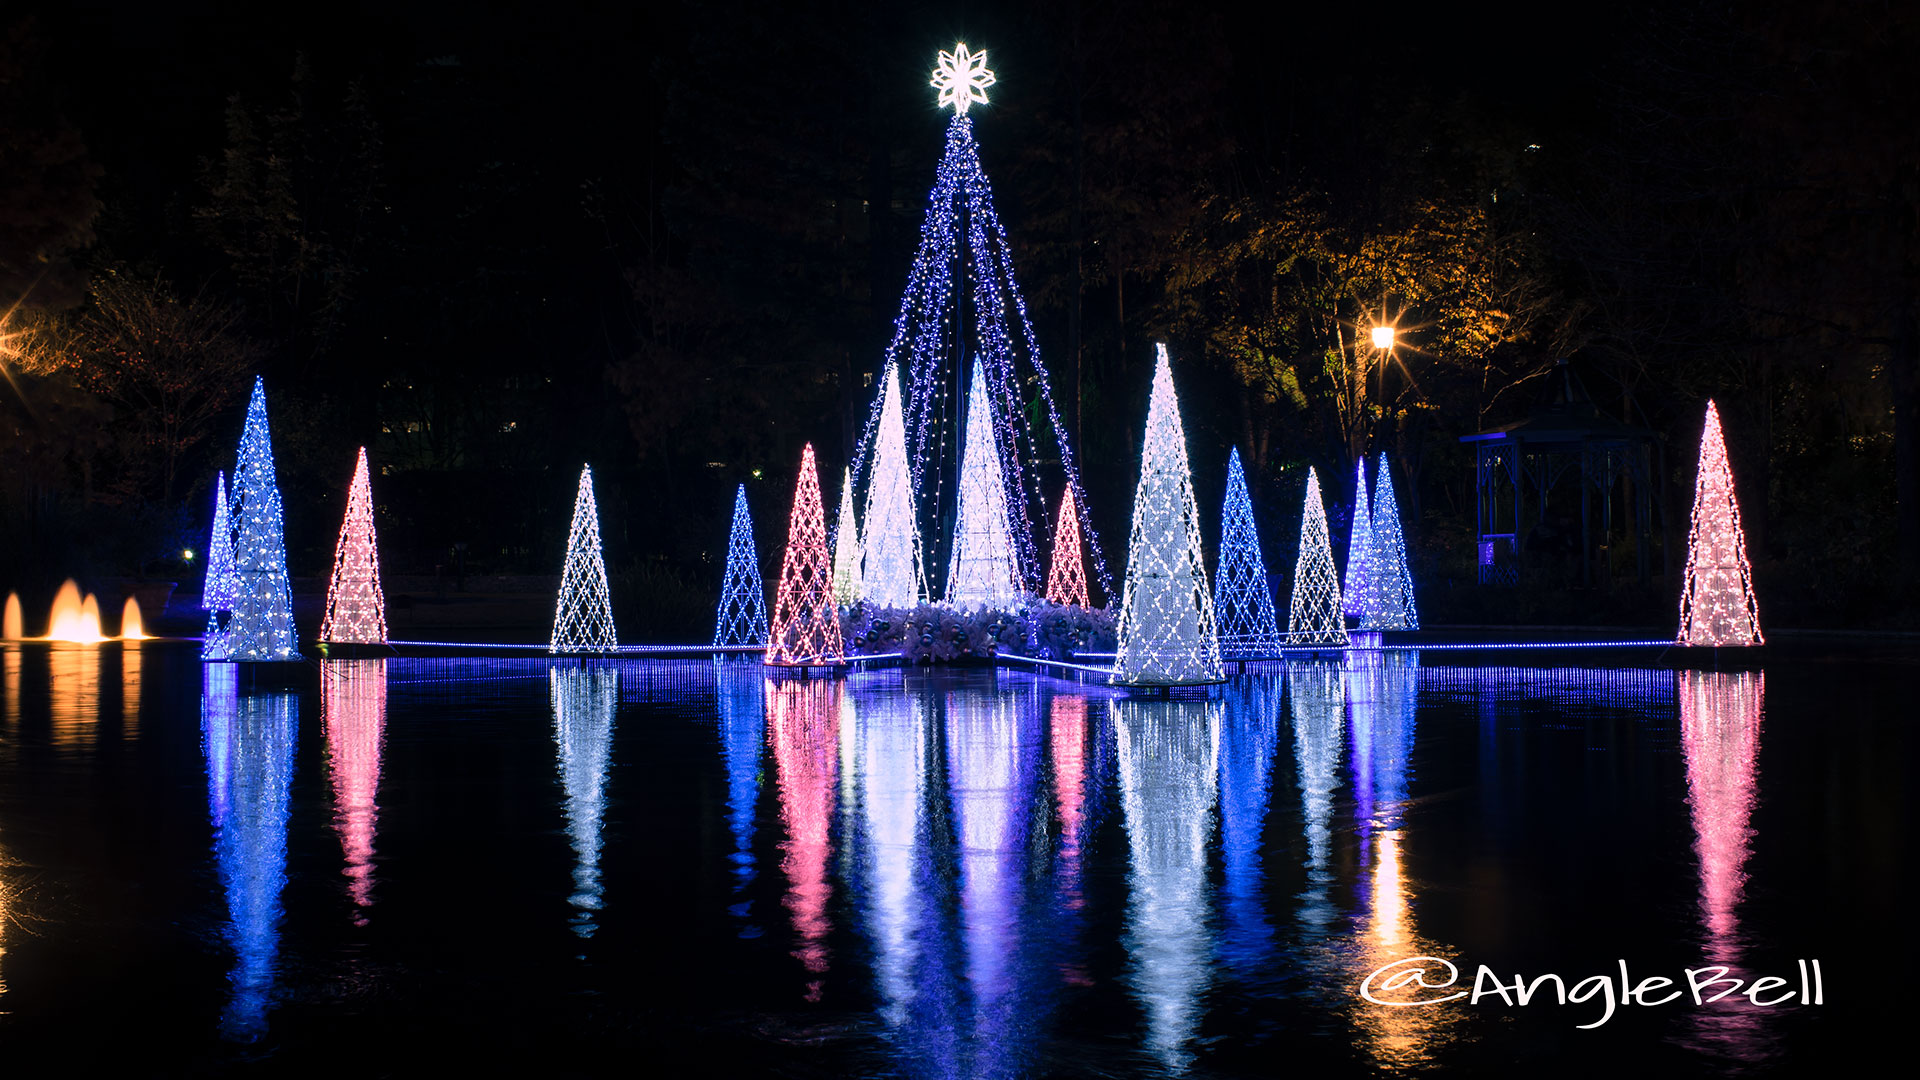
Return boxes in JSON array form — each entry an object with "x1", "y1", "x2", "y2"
[
  {"x1": 766, "y1": 444, "x2": 846, "y2": 666},
  {"x1": 1045, "y1": 489, "x2": 1090, "y2": 608},
  {"x1": 1677, "y1": 401, "x2": 1763, "y2": 646},
  {"x1": 320, "y1": 448, "x2": 389, "y2": 645}
]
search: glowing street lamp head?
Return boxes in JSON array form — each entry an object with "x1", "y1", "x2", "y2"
[
  {"x1": 1371, "y1": 325, "x2": 1396, "y2": 351},
  {"x1": 931, "y1": 43, "x2": 995, "y2": 115}
]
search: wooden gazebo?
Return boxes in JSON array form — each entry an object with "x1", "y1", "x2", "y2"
[{"x1": 1459, "y1": 362, "x2": 1668, "y2": 587}]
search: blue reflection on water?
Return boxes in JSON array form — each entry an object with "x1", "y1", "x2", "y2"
[
  {"x1": 1217, "y1": 674, "x2": 1282, "y2": 985},
  {"x1": 713, "y1": 664, "x2": 765, "y2": 932},
  {"x1": 201, "y1": 664, "x2": 296, "y2": 1042},
  {"x1": 1288, "y1": 660, "x2": 1346, "y2": 938},
  {"x1": 551, "y1": 665, "x2": 618, "y2": 938}
]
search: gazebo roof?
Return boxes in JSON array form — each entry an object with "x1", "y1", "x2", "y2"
[{"x1": 1460, "y1": 361, "x2": 1656, "y2": 451}]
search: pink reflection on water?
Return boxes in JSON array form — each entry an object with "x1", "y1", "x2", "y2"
[
  {"x1": 768, "y1": 678, "x2": 840, "y2": 1001},
  {"x1": 1050, "y1": 696, "x2": 1089, "y2": 910},
  {"x1": 323, "y1": 660, "x2": 387, "y2": 921},
  {"x1": 1678, "y1": 669, "x2": 1774, "y2": 1063}
]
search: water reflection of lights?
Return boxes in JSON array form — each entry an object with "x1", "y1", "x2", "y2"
[
  {"x1": 1288, "y1": 660, "x2": 1345, "y2": 936},
  {"x1": 768, "y1": 678, "x2": 840, "y2": 1001},
  {"x1": 948, "y1": 682, "x2": 1042, "y2": 1077},
  {"x1": 201, "y1": 663, "x2": 297, "y2": 1042},
  {"x1": 713, "y1": 665, "x2": 765, "y2": 929},
  {"x1": 1678, "y1": 670, "x2": 1773, "y2": 1063},
  {"x1": 1116, "y1": 696, "x2": 1219, "y2": 1074},
  {"x1": 324, "y1": 660, "x2": 387, "y2": 922},
  {"x1": 47, "y1": 643, "x2": 102, "y2": 747},
  {"x1": 1218, "y1": 674, "x2": 1282, "y2": 983},
  {"x1": 551, "y1": 666, "x2": 618, "y2": 939},
  {"x1": 845, "y1": 681, "x2": 928, "y2": 1027}
]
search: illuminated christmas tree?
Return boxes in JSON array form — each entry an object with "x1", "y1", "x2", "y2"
[
  {"x1": 713, "y1": 483, "x2": 770, "y2": 650},
  {"x1": 861, "y1": 366, "x2": 924, "y2": 607},
  {"x1": 1341, "y1": 459, "x2": 1374, "y2": 624},
  {"x1": 1112, "y1": 346, "x2": 1223, "y2": 685},
  {"x1": 319, "y1": 447, "x2": 388, "y2": 645},
  {"x1": 1677, "y1": 401, "x2": 1763, "y2": 646},
  {"x1": 766, "y1": 444, "x2": 846, "y2": 666},
  {"x1": 1045, "y1": 487, "x2": 1090, "y2": 607},
  {"x1": 549, "y1": 465, "x2": 618, "y2": 653},
  {"x1": 945, "y1": 361, "x2": 1023, "y2": 609},
  {"x1": 830, "y1": 469, "x2": 863, "y2": 606},
  {"x1": 1213, "y1": 447, "x2": 1282, "y2": 656},
  {"x1": 1287, "y1": 467, "x2": 1347, "y2": 645},
  {"x1": 203, "y1": 471, "x2": 236, "y2": 611},
  {"x1": 1362, "y1": 453, "x2": 1418, "y2": 631},
  {"x1": 847, "y1": 46, "x2": 1112, "y2": 602},
  {"x1": 218, "y1": 377, "x2": 301, "y2": 662}
]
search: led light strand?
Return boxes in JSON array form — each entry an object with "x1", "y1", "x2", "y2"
[
  {"x1": 713, "y1": 483, "x2": 770, "y2": 648},
  {"x1": 319, "y1": 447, "x2": 389, "y2": 644},
  {"x1": 1111, "y1": 346, "x2": 1224, "y2": 685},
  {"x1": 1287, "y1": 467, "x2": 1348, "y2": 645},
  {"x1": 549, "y1": 465, "x2": 619, "y2": 653},
  {"x1": 766, "y1": 444, "x2": 847, "y2": 665},
  {"x1": 1676, "y1": 401, "x2": 1763, "y2": 646},
  {"x1": 1214, "y1": 447, "x2": 1283, "y2": 655}
]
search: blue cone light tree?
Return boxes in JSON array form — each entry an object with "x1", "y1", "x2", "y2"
[
  {"x1": 209, "y1": 378, "x2": 301, "y2": 662},
  {"x1": 714, "y1": 483, "x2": 771, "y2": 650},
  {"x1": 1213, "y1": 448, "x2": 1282, "y2": 656},
  {"x1": 1360, "y1": 453, "x2": 1418, "y2": 630},
  {"x1": 1341, "y1": 459, "x2": 1374, "y2": 624},
  {"x1": 1287, "y1": 467, "x2": 1347, "y2": 645}
]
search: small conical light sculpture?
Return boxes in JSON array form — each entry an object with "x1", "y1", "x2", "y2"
[
  {"x1": 1045, "y1": 487, "x2": 1091, "y2": 607},
  {"x1": 945, "y1": 361, "x2": 1023, "y2": 610},
  {"x1": 1214, "y1": 447, "x2": 1282, "y2": 656},
  {"x1": 1287, "y1": 467, "x2": 1348, "y2": 645},
  {"x1": 1112, "y1": 345, "x2": 1223, "y2": 685},
  {"x1": 766, "y1": 444, "x2": 846, "y2": 666},
  {"x1": 1677, "y1": 401, "x2": 1762, "y2": 646},
  {"x1": 1341, "y1": 458, "x2": 1374, "y2": 624},
  {"x1": 861, "y1": 365, "x2": 924, "y2": 607},
  {"x1": 714, "y1": 483, "x2": 771, "y2": 650},
  {"x1": 830, "y1": 469, "x2": 864, "y2": 606},
  {"x1": 1362, "y1": 453, "x2": 1418, "y2": 630},
  {"x1": 215, "y1": 377, "x2": 301, "y2": 662},
  {"x1": 202, "y1": 471, "x2": 236, "y2": 612},
  {"x1": 320, "y1": 448, "x2": 388, "y2": 645},
  {"x1": 550, "y1": 465, "x2": 618, "y2": 653}
]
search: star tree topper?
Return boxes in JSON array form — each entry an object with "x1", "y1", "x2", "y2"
[{"x1": 931, "y1": 43, "x2": 995, "y2": 115}]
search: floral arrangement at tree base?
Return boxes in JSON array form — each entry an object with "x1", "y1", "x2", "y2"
[{"x1": 838, "y1": 600, "x2": 1115, "y2": 664}]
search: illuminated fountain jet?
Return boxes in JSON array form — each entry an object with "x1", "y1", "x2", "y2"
[
  {"x1": 946, "y1": 681, "x2": 1043, "y2": 1077},
  {"x1": 1677, "y1": 670, "x2": 1774, "y2": 1062},
  {"x1": 201, "y1": 665, "x2": 297, "y2": 1042},
  {"x1": 551, "y1": 666, "x2": 618, "y2": 938},
  {"x1": 1116, "y1": 695, "x2": 1220, "y2": 1074},
  {"x1": 324, "y1": 659, "x2": 387, "y2": 922},
  {"x1": 1218, "y1": 673, "x2": 1284, "y2": 985},
  {"x1": 768, "y1": 678, "x2": 840, "y2": 1001}
]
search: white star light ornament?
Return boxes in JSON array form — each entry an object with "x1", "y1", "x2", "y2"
[{"x1": 931, "y1": 44, "x2": 996, "y2": 115}]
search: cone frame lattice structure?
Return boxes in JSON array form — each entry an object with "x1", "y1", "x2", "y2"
[
  {"x1": 1341, "y1": 459, "x2": 1374, "y2": 624},
  {"x1": 1111, "y1": 346, "x2": 1223, "y2": 686},
  {"x1": 549, "y1": 465, "x2": 619, "y2": 653},
  {"x1": 203, "y1": 471, "x2": 236, "y2": 612},
  {"x1": 714, "y1": 483, "x2": 771, "y2": 649},
  {"x1": 944, "y1": 361, "x2": 1023, "y2": 610},
  {"x1": 860, "y1": 366, "x2": 924, "y2": 607},
  {"x1": 766, "y1": 444, "x2": 846, "y2": 666},
  {"x1": 830, "y1": 469, "x2": 863, "y2": 606},
  {"x1": 1045, "y1": 486, "x2": 1090, "y2": 607},
  {"x1": 1361, "y1": 453, "x2": 1418, "y2": 631},
  {"x1": 215, "y1": 377, "x2": 301, "y2": 662},
  {"x1": 1677, "y1": 401, "x2": 1763, "y2": 646},
  {"x1": 1287, "y1": 467, "x2": 1347, "y2": 645},
  {"x1": 1213, "y1": 447, "x2": 1282, "y2": 656},
  {"x1": 320, "y1": 447, "x2": 389, "y2": 645}
]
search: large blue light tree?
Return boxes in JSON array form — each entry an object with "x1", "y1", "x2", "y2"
[
  {"x1": 713, "y1": 483, "x2": 769, "y2": 650},
  {"x1": 206, "y1": 378, "x2": 301, "y2": 662},
  {"x1": 1213, "y1": 448, "x2": 1282, "y2": 655}
]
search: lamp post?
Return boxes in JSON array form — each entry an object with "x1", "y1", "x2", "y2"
[{"x1": 1369, "y1": 324, "x2": 1396, "y2": 455}]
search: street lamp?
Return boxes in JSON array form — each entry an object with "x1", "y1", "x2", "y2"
[{"x1": 1370, "y1": 324, "x2": 1396, "y2": 351}]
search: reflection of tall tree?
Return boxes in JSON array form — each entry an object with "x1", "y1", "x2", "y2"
[
  {"x1": 1288, "y1": 660, "x2": 1346, "y2": 935},
  {"x1": 323, "y1": 659, "x2": 386, "y2": 922},
  {"x1": 201, "y1": 665, "x2": 296, "y2": 1042},
  {"x1": 1347, "y1": 649, "x2": 1418, "y2": 839},
  {"x1": 947, "y1": 684, "x2": 1042, "y2": 1078},
  {"x1": 1049, "y1": 693, "x2": 1097, "y2": 993},
  {"x1": 1218, "y1": 673, "x2": 1282, "y2": 983},
  {"x1": 1116, "y1": 697, "x2": 1219, "y2": 1074},
  {"x1": 1678, "y1": 670, "x2": 1772, "y2": 1062},
  {"x1": 768, "y1": 678, "x2": 840, "y2": 1002},
  {"x1": 713, "y1": 667, "x2": 764, "y2": 923},
  {"x1": 551, "y1": 666, "x2": 618, "y2": 938}
]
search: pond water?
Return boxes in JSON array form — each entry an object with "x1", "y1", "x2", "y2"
[{"x1": 0, "y1": 642, "x2": 1904, "y2": 1076}]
